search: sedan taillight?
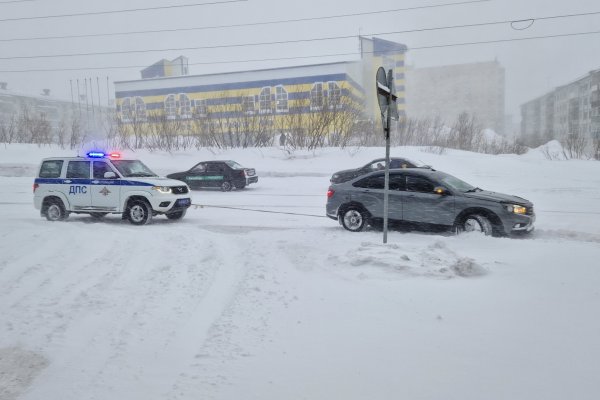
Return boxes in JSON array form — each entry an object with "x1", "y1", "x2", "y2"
[
  {"x1": 33, "y1": 183, "x2": 39, "y2": 193},
  {"x1": 326, "y1": 188, "x2": 335, "y2": 198}
]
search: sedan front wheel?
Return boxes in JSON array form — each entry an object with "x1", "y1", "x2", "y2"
[{"x1": 460, "y1": 214, "x2": 492, "y2": 236}]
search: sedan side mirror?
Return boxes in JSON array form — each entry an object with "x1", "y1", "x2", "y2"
[
  {"x1": 104, "y1": 171, "x2": 117, "y2": 179},
  {"x1": 434, "y1": 186, "x2": 448, "y2": 195}
]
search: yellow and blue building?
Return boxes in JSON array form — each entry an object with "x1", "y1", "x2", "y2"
[{"x1": 114, "y1": 37, "x2": 406, "y2": 128}]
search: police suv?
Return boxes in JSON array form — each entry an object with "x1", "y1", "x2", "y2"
[{"x1": 33, "y1": 152, "x2": 192, "y2": 225}]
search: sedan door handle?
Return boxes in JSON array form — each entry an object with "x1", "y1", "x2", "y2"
[
  {"x1": 92, "y1": 180, "x2": 99, "y2": 184},
  {"x1": 63, "y1": 179, "x2": 72, "y2": 184}
]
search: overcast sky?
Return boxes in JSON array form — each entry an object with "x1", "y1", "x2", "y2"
[{"x1": 1, "y1": 0, "x2": 599, "y2": 120}]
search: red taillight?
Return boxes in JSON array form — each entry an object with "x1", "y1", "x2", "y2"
[
  {"x1": 33, "y1": 183, "x2": 39, "y2": 193},
  {"x1": 327, "y1": 188, "x2": 335, "y2": 198}
]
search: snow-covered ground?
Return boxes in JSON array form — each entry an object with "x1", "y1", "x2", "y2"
[{"x1": 1, "y1": 144, "x2": 599, "y2": 400}]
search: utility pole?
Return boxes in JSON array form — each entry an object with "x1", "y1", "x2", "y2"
[{"x1": 376, "y1": 67, "x2": 398, "y2": 244}]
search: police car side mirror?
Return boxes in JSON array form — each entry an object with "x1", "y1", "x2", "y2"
[{"x1": 104, "y1": 171, "x2": 117, "y2": 179}]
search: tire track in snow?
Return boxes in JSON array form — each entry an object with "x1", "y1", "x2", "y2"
[
  {"x1": 0, "y1": 223, "x2": 158, "y2": 341},
  {"x1": 170, "y1": 231, "x2": 301, "y2": 399},
  {"x1": 144, "y1": 229, "x2": 253, "y2": 399},
  {"x1": 15, "y1": 228, "x2": 217, "y2": 400}
]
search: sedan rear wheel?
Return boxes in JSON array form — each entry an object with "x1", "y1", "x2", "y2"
[{"x1": 340, "y1": 207, "x2": 368, "y2": 232}]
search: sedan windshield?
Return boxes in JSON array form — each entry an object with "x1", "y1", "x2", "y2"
[
  {"x1": 440, "y1": 174, "x2": 477, "y2": 192},
  {"x1": 111, "y1": 160, "x2": 157, "y2": 177}
]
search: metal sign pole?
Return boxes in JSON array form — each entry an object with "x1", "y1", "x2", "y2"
[
  {"x1": 376, "y1": 67, "x2": 397, "y2": 244},
  {"x1": 383, "y1": 123, "x2": 390, "y2": 244}
]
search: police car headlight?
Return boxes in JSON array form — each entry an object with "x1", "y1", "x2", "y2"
[{"x1": 152, "y1": 186, "x2": 172, "y2": 194}]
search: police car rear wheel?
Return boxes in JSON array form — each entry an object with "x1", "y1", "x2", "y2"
[
  {"x1": 46, "y1": 201, "x2": 67, "y2": 222},
  {"x1": 127, "y1": 200, "x2": 153, "y2": 225},
  {"x1": 166, "y1": 209, "x2": 186, "y2": 220}
]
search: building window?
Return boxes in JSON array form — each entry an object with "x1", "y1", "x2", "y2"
[
  {"x1": 134, "y1": 97, "x2": 147, "y2": 121},
  {"x1": 165, "y1": 94, "x2": 177, "y2": 120},
  {"x1": 179, "y1": 93, "x2": 192, "y2": 119},
  {"x1": 121, "y1": 97, "x2": 132, "y2": 122},
  {"x1": 195, "y1": 99, "x2": 207, "y2": 117},
  {"x1": 275, "y1": 85, "x2": 288, "y2": 113},
  {"x1": 327, "y1": 81, "x2": 341, "y2": 109},
  {"x1": 242, "y1": 95, "x2": 255, "y2": 115},
  {"x1": 310, "y1": 82, "x2": 324, "y2": 111},
  {"x1": 259, "y1": 87, "x2": 272, "y2": 114}
]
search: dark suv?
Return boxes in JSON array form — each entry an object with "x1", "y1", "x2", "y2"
[
  {"x1": 167, "y1": 160, "x2": 258, "y2": 191},
  {"x1": 330, "y1": 157, "x2": 429, "y2": 184},
  {"x1": 326, "y1": 168, "x2": 535, "y2": 236}
]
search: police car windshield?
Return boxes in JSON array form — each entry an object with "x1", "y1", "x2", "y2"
[{"x1": 111, "y1": 160, "x2": 157, "y2": 177}]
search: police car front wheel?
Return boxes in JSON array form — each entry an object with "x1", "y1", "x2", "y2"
[{"x1": 127, "y1": 200, "x2": 153, "y2": 225}]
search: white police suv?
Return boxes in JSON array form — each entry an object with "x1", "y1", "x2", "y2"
[{"x1": 33, "y1": 152, "x2": 192, "y2": 225}]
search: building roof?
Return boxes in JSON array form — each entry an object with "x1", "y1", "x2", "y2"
[{"x1": 118, "y1": 61, "x2": 359, "y2": 85}]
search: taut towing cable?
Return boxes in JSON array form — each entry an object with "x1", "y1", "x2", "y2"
[{"x1": 191, "y1": 203, "x2": 328, "y2": 218}]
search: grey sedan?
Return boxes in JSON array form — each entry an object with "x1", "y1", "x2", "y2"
[{"x1": 326, "y1": 168, "x2": 535, "y2": 236}]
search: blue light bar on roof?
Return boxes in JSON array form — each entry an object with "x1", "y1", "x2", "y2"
[{"x1": 87, "y1": 151, "x2": 106, "y2": 158}]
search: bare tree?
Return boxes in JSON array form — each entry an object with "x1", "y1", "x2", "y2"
[{"x1": 562, "y1": 131, "x2": 588, "y2": 159}]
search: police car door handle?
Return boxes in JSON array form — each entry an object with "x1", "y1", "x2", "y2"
[
  {"x1": 64, "y1": 179, "x2": 72, "y2": 183},
  {"x1": 92, "y1": 180, "x2": 99, "y2": 184}
]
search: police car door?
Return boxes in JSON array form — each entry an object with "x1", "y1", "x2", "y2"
[
  {"x1": 91, "y1": 160, "x2": 120, "y2": 212},
  {"x1": 65, "y1": 160, "x2": 92, "y2": 210}
]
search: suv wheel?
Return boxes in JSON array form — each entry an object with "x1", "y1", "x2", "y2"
[
  {"x1": 127, "y1": 200, "x2": 153, "y2": 225},
  {"x1": 45, "y1": 200, "x2": 68, "y2": 221},
  {"x1": 166, "y1": 209, "x2": 187, "y2": 220},
  {"x1": 221, "y1": 181, "x2": 233, "y2": 192},
  {"x1": 340, "y1": 207, "x2": 368, "y2": 232},
  {"x1": 460, "y1": 214, "x2": 492, "y2": 236}
]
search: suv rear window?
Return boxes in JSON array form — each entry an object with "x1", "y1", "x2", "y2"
[
  {"x1": 39, "y1": 160, "x2": 63, "y2": 178},
  {"x1": 66, "y1": 161, "x2": 90, "y2": 179}
]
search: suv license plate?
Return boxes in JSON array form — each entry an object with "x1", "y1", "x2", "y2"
[{"x1": 176, "y1": 198, "x2": 191, "y2": 207}]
